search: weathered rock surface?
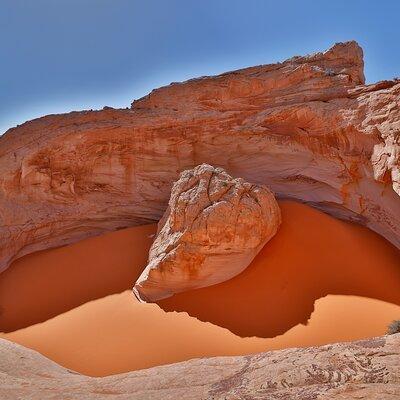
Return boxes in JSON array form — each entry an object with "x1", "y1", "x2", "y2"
[
  {"x1": 1, "y1": 334, "x2": 399, "y2": 399},
  {"x1": 0, "y1": 41, "x2": 399, "y2": 272},
  {"x1": 133, "y1": 164, "x2": 281, "y2": 301}
]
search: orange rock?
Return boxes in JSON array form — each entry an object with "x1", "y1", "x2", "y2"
[
  {"x1": 0, "y1": 40, "x2": 399, "y2": 272},
  {"x1": 133, "y1": 164, "x2": 281, "y2": 301}
]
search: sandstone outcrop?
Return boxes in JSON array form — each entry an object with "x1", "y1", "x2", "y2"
[
  {"x1": 0, "y1": 41, "x2": 399, "y2": 273},
  {"x1": 1, "y1": 334, "x2": 399, "y2": 399},
  {"x1": 133, "y1": 164, "x2": 281, "y2": 302}
]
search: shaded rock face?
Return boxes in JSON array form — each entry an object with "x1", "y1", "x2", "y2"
[
  {"x1": 0, "y1": 40, "x2": 399, "y2": 272},
  {"x1": 133, "y1": 164, "x2": 281, "y2": 301},
  {"x1": 1, "y1": 334, "x2": 399, "y2": 399}
]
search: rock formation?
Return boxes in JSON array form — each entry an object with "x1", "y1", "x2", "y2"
[
  {"x1": 1, "y1": 334, "x2": 399, "y2": 399},
  {"x1": 133, "y1": 164, "x2": 281, "y2": 302},
  {"x1": 0, "y1": 41, "x2": 399, "y2": 273}
]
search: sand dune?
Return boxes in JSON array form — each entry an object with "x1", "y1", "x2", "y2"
[{"x1": 1, "y1": 200, "x2": 399, "y2": 376}]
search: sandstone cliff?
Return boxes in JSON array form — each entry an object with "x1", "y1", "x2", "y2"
[
  {"x1": 0, "y1": 40, "x2": 399, "y2": 272},
  {"x1": 133, "y1": 164, "x2": 281, "y2": 301},
  {"x1": 1, "y1": 334, "x2": 399, "y2": 399}
]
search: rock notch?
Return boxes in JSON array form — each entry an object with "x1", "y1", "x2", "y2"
[{"x1": 133, "y1": 164, "x2": 281, "y2": 301}]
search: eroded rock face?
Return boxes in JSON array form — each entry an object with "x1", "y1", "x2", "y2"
[
  {"x1": 0, "y1": 41, "x2": 399, "y2": 273},
  {"x1": 1, "y1": 334, "x2": 399, "y2": 399},
  {"x1": 133, "y1": 164, "x2": 281, "y2": 301}
]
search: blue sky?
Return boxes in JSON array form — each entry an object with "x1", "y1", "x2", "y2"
[{"x1": 1, "y1": 0, "x2": 399, "y2": 134}]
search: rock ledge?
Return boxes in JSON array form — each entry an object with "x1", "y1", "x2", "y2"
[{"x1": 1, "y1": 334, "x2": 399, "y2": 399}]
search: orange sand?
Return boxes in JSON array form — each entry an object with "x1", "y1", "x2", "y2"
[
  {"x1": 159, "y1": 201, "x2": 400, "y2": 337},
  {"x1": 0, "y1": 224, "x2": 155, "y2": 332},
  {"x1": 2, "y1": 292, "x2": 399, "y2": 376},
  {"x1": 0, "y1": 200, "x2": 399, "y2": 376}
]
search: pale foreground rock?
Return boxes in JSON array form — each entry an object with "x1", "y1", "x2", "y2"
[
  {"x1": 0, "y1": 41, "x2": 399, "y2": 273},
  {"x1": 1, "y1": 335, "x2": 399, "y2": 399},
  {"x1": 133, "y1": 164, "x2": 281, "y2": 301}
]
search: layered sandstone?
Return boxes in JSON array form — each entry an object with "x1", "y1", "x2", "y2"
[
  {"x1": 133, "y1": 164, "x2": 281, "y2": 301},
  {"x1": 0, "y1": 41, "x2": 399, "y2": 273},
  {"x1": 1, "y1": 334, "x2": 399, "y2": 399}
]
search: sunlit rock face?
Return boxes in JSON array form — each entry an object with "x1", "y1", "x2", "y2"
[
  {"x1": 133, "y1": 164, "x2": 281, "y2": 301},
  {"x1": 1, "y1": 335, "x2": 400, "y2": 399},
  {"x1": 0, "y1": 40, "x2": 399, "y2": 273}
]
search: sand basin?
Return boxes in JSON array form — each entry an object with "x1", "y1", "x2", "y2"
[{"x1": 1, "y1": 200, "x2": 399, "y2": 376}]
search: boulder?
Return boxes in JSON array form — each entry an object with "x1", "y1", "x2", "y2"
[{"x1": 133, "y1": 164, "x2": 281, "y2": 301}]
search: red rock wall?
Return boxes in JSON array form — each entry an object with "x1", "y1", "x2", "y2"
[{"x1": 0, "y1": 41, "x2": 399, "y2": 272}]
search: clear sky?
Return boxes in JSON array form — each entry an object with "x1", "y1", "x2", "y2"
[{"x1": 1, "y1": 0, "x2": 399, "y2": 134}]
